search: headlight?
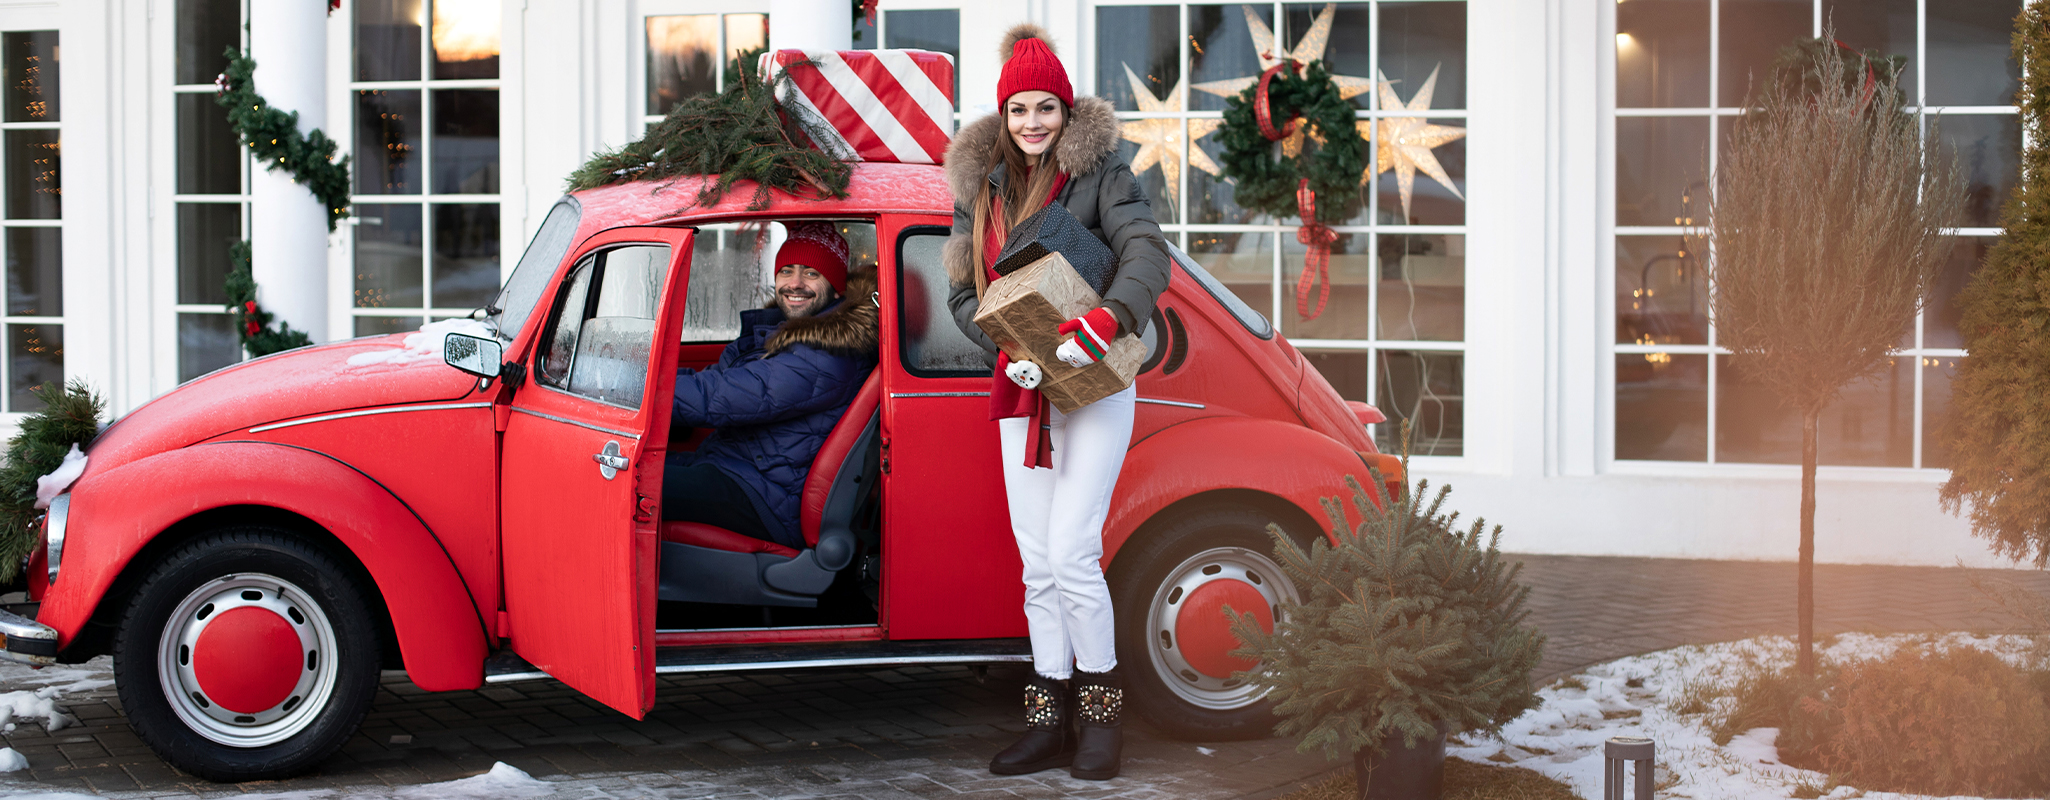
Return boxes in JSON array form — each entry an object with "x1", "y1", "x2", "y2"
[{"x1": 44, "y1": 494, "x2": 68, "y2": 585}]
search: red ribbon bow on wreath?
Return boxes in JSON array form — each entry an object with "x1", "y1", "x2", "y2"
[
  {"x1": 242, "y1": 301, "x2": 262, "y2": 337},
  {"x1": 1253, "y1": 60, "x2": 1338, "y2": 322}
]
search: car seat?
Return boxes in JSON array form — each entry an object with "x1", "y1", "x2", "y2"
[{"x1": 655, "y1": 369, "x2": 882, "y2": 607}]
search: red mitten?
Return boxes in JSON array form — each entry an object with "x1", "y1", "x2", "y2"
[{"x1": 1055, "y1": 308, "x2": 1118, "y2": 367}]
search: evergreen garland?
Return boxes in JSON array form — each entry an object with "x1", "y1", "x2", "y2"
[
  {"x1": 0, "y1": 380, "x2": 103, "y2": 583},
  {"x1": 1228, "y1": 472, "x2": 1545, "y2": 759},
  {"x1": 1216, "y1": 61, "x2": 1366, "y2": 225},
  {"x1": 214, "y1": 47, "x2": 352, "y2": 231},
  {"x1": 224, "y1": 241, "x2": 314, "y2": 357},
  {"x1": 1940, "y1": 2, "x2": 2050, "y2": 568}
]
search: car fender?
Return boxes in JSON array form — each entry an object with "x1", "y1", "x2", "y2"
[
  {"x1": 1104, "y1": 416, "x2": 1368, "y2": 563},
  {"x1": 40, "y1": 441, "x2": 487, "y2": 691}
]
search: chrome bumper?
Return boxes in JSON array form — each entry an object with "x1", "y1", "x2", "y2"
[{"x1": 0, "y1": 607, "x2": 56, "y2": 666}]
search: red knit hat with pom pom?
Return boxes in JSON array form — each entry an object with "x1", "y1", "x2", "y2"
[
  {"x1": 996, "y1": 24, "x2": 1073, "y2": 108},
  {"x1": 775, "y1": 221, "x2": 849, "y2": 292}
]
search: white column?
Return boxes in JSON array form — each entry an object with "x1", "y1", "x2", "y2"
[
  {"x1": 247, "y1": 1, "x2": 330, "y2": 343},
  {"x1": 769, "y1": 0, "x2": 852, "y2": 52}
]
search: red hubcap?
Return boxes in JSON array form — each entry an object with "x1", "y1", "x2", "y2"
[
  {"x1": 192, "y1": 606, "x2": 303, "y2": 714},
  {"x1": 1174, "y1": 579, "x2": 1274, "y2": 678}
]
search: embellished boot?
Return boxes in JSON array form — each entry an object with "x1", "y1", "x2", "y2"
[
  {"x1": 989, "y1": 674, "x2": 1074, "y2": 774},
  {"x1": 1069, "y1": 668, "x2": 1124, "y2": 780}
]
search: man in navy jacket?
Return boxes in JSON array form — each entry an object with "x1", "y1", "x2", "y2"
[{"x1": 662, "y1": 222, "x2": 878, "y2": 549}]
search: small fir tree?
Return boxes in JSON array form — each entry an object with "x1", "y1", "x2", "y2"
[
  {"x1": 1227, "y1": 474, "x2": 1545, "y2": 760},
  {"x1": 0, "y1": 380, "x2": 103, "y2": 582},
  {"x1": 1940, "y1": 3, "x2": 2050, "y2": 569}
]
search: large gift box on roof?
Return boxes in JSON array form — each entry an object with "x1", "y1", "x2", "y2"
[{"x1": 761, "y1": 49, "x2": 956, "y2": 165}]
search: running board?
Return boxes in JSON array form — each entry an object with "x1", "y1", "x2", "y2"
[{"x1": 483, "y1": 638, "x2": 1031, "y2": 684}]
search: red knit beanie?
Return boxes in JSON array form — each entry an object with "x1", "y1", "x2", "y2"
[
  {"x1": 996, "y1": 23, "x2": 1073, "y2": 108},
  {"x1": 775, "y1": 221, "x2": 849, "y2": 292}
]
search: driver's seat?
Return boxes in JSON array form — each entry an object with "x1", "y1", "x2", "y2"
[{"x1": 655, "y1": 369, "x2": 882, "y2": 607}]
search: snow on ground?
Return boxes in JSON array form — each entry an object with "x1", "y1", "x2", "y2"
[
  {"x1": 1448, "y1": 632, "x2": 2043, "y2": 800},
  {"x1": 0, "y1": 657, "x2": 105, "y2": 741},
  {"x1": 344, "y1": 319, "x2": 494, "y2": 367}
]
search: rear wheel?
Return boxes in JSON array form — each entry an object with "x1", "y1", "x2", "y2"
[
  {"x1": 1111, "y1": 506, "x2": 1303, "y2": 740},
  {"x1": 112, "y1": 528, "x2": 380, "y2": 781}
]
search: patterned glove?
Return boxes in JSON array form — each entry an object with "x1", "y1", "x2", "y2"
[
  {"x1": 1001, "y1": 351, "x2": 1044, "y2": 389},
  {"x1": 1055, "y1": 308, "x2": 1119, "y2": 368}
]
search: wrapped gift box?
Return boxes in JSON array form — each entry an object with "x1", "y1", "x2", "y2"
[
  {"x1": 974, "y1": 252, "x2": 1146, "y2": 413},
  {"x1": 761, "y1": 48, "x2": 956, "y2": 165}
]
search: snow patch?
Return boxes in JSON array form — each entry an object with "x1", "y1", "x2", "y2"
[
  {"x1": 31, "y1": 445, "x2": 84, "y2": 510},
  {"x1": 345, "y1": 319, "x2": 494, "y2": 368},
  {"x1": 0, "y1": 749, "x2": 25, "y2": 773}
]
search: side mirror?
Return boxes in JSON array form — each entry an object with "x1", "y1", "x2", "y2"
[{"x1": 443, "y1": 332, "x2": 504, "y2": 379}]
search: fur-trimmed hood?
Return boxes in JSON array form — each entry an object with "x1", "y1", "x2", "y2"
[
  {"x1": 764, "y1": 266, "x2": 879, "y2": 357},
  {"x1": 942, "y1": 95, "x2": 1122, "y2": 205}
]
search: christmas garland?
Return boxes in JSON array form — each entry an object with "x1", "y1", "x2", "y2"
[
  {"x1": 0, "y1": 380, "x2": 102, "y2": 583},
  {"x1": 225, "y1": 241, "x2": 314, "y2": 356},
  {"x1": 1217, "y1": 60, "x2": 1365, "y2": 321}
]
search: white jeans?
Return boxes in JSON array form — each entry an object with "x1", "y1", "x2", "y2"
[{"x1": 997, "y1": 384, "x2": 1136, "y2": 679}]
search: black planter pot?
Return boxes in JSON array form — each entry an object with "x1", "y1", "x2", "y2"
[{"x1": 1353, "y1": 728, "x2": 1448, "y2": 800}]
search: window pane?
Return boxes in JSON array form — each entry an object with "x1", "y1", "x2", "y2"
[
  {"x1": 177, "y1": 93, "x2": 240, "y2": 195},
  {"x1": 5, "y1": 130, "x2": 59, "y2": 219},
  {"x1": 1378, "y1": 2, "x2": 1464, "y2": 111},
  {"x1": 1719, "y1": 0, "x2": 1810, "y2": 107},
  {"x1": 1927, "y1": 0, "x2": 2022, "y2": 107},
  {"x1": 1189, "y1": 4, "x2": 1275, "y2": 112},
  {"x1": 9, "y1": 323, "x2": 60, "y2": 412},
  {"x1": 1185, "y1": 232, "x2": 1273, "y2": 324},
  {"x1": 1306, "y1": 351, "x2": 1370, "y2": 402},
  {"x1": 355, "y1": 315, "x2": 420, "y2": 337},
  {"x1": 647, "y1": 15, "x2": 718, "y2": 116},
  {"x1": 566, "y1": 246, "x2": 670, "y2": 408},
  {"x1": 1925, "y1": 236, "x2": 1995, "y2": 350},
  {"x1": 895, "y1": 232, "x2": 984, "y2": 377},
  {"x1": 1617, "y1": 0, "x2": 1710, "y2": 108},
  {"x1": 432, "y1": 0, "x2": 501, "y2": 80},
  {"x1": 1716, "y1": 354, "x2": 1798, "y2": 463},
  {"x1": 355, "y1": 204, "x2": 424, "y2": 309},
  {"x1": 1939, "y1": 113, "x2": 2021, "y2": 229},
  {"x1": 1616, "y1": 352, "x2": 1707, "y2": 461},
  {"x1": 884, "y1": 10, "x2": 960, "y2": 110},
  {"x1": 726, "y1": 13, "x2": 768, "y2": 71},
  {"x1": 432, "y1": 203, "x2": 500, "y2": 310},
  {"x1": 1616, "y1": 235, "x2": 1708, "y2": 345},
  {"x1": 7, "y1": 227, "x2": 59, "y2": 317},
  {"x1": 491, "y1": 200, "x2": 581, "y2": 344},
  {"x1": 680, "y1": 225, "x2": 771, "y2": 344},
  {"x1": 1616, "y1": 116, "x2": 1707, "y2": 226},
  {"x1": 176, "y1": 0, "x2": 239, "y2": 86},
  {"x1": 357, "y1": 0, "x2": 423, "y2": 82},
  {"x1": 1376, "y1": 120, "x2": 1465, "y2": 225},
  {"x1": 1115, "y1": 137, "x2": 1179, "y2": 225},
  {"x1": 1825, "y1": 0, "x2": 1917, "y2": 101},
  {"x1": 1376, "y1": 350, "x2": 1462, "y2": 456},
  {"x1": 177, "y1": 203, "x2": 239, "y2": 305},
  {"x1": 852, "y1": 10, "x2": 877, "y2": 50},
  {"x1": 1282, "y1": 232, "x2": 1372, "y2": 340},
  {"x1": 431, "y1": 89, "x2": 499, "y2": 194},
  {"x1": 1820, "y1": 357, "x2": 1913, "y2": 467},
  {"x1": 357, "y1": 90, "x2": 422, "y2": 194},
  {"x1": 1923, "y1": 355, "x2": 1958, "y2": 469},
  {"x1": 1377, "y1": 234, "x2": 1463, "y2": 342},
  {"x1": 1095, "y1": 6, "x2": 1179, "y2": 112},
  {"x1": 3, "y1": 31, "x2": 57, "y2": 123},
  {"x1": 178, "y1": 314, "x2": 238, "y2": 382},
  {"x1": 1190, "y1": 119, "x2": 1268, "y2": 224},
  {"x1": 1286, "y1": 3, "x2": 1372, "y2": 110}
]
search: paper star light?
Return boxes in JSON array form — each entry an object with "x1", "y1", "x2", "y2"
[
  {"x1": 1118, "y1": 63, "x2": 1222, "y2": 213},
  {"x1": 1373, "y1": 65, "x2": 1465, "y2": 222},
  {"x1": 1192, "y1": 4, "x2": 1375, "y2": 103}
]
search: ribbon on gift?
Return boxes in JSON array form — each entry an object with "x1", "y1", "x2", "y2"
[
  {"x1": 1294, "y1": 178, "x2": 1338, "y2": 322},
  {"x1": 1254, "y1": 60, "x2": 1301, "y2": 143},
  {"x1": 762, "y1": 49, "x2": 957, "y2": 165}
]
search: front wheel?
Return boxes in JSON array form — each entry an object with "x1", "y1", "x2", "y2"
[
  {"x1": 112, "y1": 528, "x2": 381, "y2": 781},
  {"x1": 1111, "y1": 507, "x2": 1302, "y2": 740}
]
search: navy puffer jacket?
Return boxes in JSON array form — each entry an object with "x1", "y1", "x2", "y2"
[{"x1": 670, "y1": 287, "x2": 878, "y2": 548}]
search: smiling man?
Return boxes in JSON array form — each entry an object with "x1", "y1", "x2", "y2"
[{"x1": 661, "y1": 222, "x2": 879, "y2": 549}]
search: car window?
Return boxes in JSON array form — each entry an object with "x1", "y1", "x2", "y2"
[
  {"x1": 1170, "y1": 243, "x2": 1273, "y2": 339},
  {"x1": 535, "y1": 243, "x2": 672, "y2": 409},
  {"x1": 896, "y1": 229, "x2": 987, "y2": 377},
  {"x1": 679, "y1": 220, "x2": 880, "y2": 343},
  {"x1": 489, "y1": 199, "x2": 580, "y2": 342}
]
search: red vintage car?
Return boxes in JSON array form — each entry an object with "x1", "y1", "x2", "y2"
[{"x1": 1, "y1": 162, "x2": 1400, "y2": 780}]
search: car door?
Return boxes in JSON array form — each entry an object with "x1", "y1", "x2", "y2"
[{"x1": 499, "y1": 226, "x2": 693, "y2": 718}]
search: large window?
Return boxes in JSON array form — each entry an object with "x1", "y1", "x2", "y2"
[
  {"x1": 1, "y1": 29, "x2": 58, "y2": 408},
  {"x1": 173, "y1": 0, "x2": 243, "y2": 382},
  {"x1": 1096, "y1": 1, "x2": 1468, "y2": 455},
  {"x1": 352, "y1": 0, "x2": 503, "y2": 337},
  {"x1": 1613, "y1": 0, "x2": 2018, "y2": 468},
  {"x1": 643, "y1": 11, "x2": 768, "y2": 128}
]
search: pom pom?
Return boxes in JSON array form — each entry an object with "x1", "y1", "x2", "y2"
[{"x1": 999, "y1": 23, "x2": 1056, "y2": 63}]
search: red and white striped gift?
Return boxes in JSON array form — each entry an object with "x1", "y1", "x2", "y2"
[{"x1": 762, "y1": 49, "x2": 956, "y2": 165}]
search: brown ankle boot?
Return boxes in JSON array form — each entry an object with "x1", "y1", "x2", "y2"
[
  {"x1": 989, "y1": 674, "x2": 1075, "y2": 775},
  {"x1": 1070, "y1": 668, "x2": 1123, "y2": 780}
]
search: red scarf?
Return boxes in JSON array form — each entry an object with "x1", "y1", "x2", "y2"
[{"x1": 986, "y1": 169, "x2": 1069, "y2": 468}]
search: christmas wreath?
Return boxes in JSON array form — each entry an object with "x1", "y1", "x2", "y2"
[{"x1": 1217, "y1": 60, "x2": 1365, "y2": 321}]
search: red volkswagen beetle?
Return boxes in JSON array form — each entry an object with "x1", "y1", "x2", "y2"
[{"x1": 3, "y1": 162, "x2": 1399, "y2": 780}]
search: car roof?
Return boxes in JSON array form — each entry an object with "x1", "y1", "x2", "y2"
[{"x1": 566, "y1": 161, "x2": 955, "y2": 231}]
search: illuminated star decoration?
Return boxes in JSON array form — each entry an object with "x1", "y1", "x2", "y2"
[
  {"x1": 1191, "y1": 4, "x2": 1375, "y2": 161},
  {"x1": 1373, "y1": 65, "x2": 1465, "y2": 222},
  {"x1": 1118, "y1": 63, "x2": 1222, "y2": 214}
]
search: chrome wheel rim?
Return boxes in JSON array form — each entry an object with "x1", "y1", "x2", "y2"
[
  {"x1": 1143, "y1": 545, "x2": 1297, "y2": 711},
  {"x1": 157, "y1": 573, "x2": 339, "y2": 748}
]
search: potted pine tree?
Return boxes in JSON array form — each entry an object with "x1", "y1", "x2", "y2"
[{"x1": 1228, "y1": 472, "x2": 1545, "y2": 800}]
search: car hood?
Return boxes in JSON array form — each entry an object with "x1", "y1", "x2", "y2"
[{"x1": 85, "y1": 334, "x2": 482, "y2": 477}]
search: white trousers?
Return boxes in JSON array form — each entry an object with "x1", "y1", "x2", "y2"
[{"x1": 997, "y1": 383, "x2": 1136, "y2": 679}]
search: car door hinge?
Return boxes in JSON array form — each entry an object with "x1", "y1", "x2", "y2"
[
  {"x1": 634, "y1": 494, "x2": 658, "y2": 523},
  {"x1": 495, "y1": 610, "x2": 512, "y2": 639},
  {"x1": 880, "y1": 437, "x2": 891, "y2": 474}
]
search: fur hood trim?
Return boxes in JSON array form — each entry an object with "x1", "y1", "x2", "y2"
[
  {"x1": 942, "y1": 95, "x2": 1119, "y2": 203},
  {"x1": 765, "y1": 266, "x2": 879, "y2": 357},
  {"x1": 998, "y1": 23, "x2": 1055, "y2": 62}
]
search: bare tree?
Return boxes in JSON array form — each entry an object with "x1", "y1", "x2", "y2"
[{"x1": 1700, "y1": 35, "x2": 1963, "y2": 678}]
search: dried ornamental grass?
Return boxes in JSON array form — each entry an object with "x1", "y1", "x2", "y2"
[{"x1": 1817, "y1": 647, "x2": 2050, "y2": 797}]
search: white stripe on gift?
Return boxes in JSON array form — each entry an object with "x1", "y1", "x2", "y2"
[
  {"x1": 766, "y1": 59, "x2": 860, "y2": 161},
  {"x1": 875, "y1": 50, "x2": 954, "y2": 137},
  {"x1": 813, "y1": 51, "x2": 932, "y2": 164}
]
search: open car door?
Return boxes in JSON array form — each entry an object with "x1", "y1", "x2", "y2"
[{"x1": 499, "y1": 226, "x2": 693, "y2": 718}]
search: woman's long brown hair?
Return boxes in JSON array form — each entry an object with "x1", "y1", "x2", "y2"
[{"x1": 961, "y1": 103, "x2": 1068, "y2": 296}]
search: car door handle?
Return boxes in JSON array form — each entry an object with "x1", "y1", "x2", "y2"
[{"x1": 593, "y1": 441, "x2": 630, "y2": 479}]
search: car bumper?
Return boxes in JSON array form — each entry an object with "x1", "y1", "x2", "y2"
[{"x1": 0, "y1": 607, "x2": 57, "y2": 666}]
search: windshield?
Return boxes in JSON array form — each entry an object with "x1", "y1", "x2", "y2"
[
  {"x1": 1169, "y1": 244, "x2": 1273, "y2": 339},
  {"x1": 488, "y1": 198, "x2": 582, "y2": 341}
]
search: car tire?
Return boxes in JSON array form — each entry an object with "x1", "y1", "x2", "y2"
[
  {"x1": 111, "y1": 527, "x2": 381, "y2": 782},
  {"x1": 1111, "y1": 506, "x2": 1305, "y2": 741}
]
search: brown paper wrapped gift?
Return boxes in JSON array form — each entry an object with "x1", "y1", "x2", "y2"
[{"x1": 973, "y1": 252, "x2": 1146, "y2": 413}]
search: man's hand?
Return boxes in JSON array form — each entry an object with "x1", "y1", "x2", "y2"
[
  {"x1": 1005, "y1": 358, "x2": 1044, "y2": 389},
  {"x1": 1056, "y1": 308, "x2": 1118, "y2": 368}
]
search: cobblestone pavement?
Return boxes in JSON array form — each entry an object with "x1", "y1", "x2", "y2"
[{"x1": 0, "y1": 554, "x2": 2042, "y2": 799}]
